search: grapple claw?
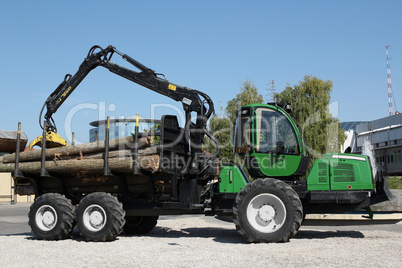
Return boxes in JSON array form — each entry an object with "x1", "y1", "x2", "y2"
[{"x1": 28, "y1": 131, "x2": 69, "y2": 150}]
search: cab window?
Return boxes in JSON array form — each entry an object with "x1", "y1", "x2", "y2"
[
  {"x1": 255, "y1": 108, "x2": 299, "y2": 154},
  {"x1": 234, "y1": 108, "x2": 252, "y2": 153}
]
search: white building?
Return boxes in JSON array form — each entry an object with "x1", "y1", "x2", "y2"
[{"x1": 341, "y1": 113, "x2": 402, "y2": 176}]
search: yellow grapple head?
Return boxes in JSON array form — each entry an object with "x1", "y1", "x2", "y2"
[{"x1": 28, "y1": 131, "x2": 69, "y2": 150}]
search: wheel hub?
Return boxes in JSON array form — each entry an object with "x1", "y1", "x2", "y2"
[
  {"x1": 42, "y1": 210, "x2": 56, "y2": 227},
  {"x1": 89, "y1": 210, "x2": 104, "y2": 228},
  {"x1": 246, "y1": 193, "x2": 287, "y2": 233},
  {"x1": 258, "y1": 205, "x2": 275, "y2": 222},
  {"x1": 82, "y1": 205, "x2": 107, "y2": 232},
  {"x1": 35, "y1": 205, "x2": 58, "y2": 231}
]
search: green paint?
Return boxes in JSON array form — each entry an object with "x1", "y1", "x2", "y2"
[
  {"x1": 235, "y1": 103, "x2": 305, "y2": 177},
  {"x1": 251, "y1": 153, "x2": 303, "y2": 177},
  {"x1": 307, "y1": 153, "x2": 374, "y2": 191},
  {"x1": 234, "y1": 103, "x2": 375, "y2": 193},
  {"x1": 218, "y1": 165, "x2": 249, "y2": 193}
]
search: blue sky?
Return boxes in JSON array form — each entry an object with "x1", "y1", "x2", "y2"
[{"x1": 1, "y1": 1, "x2": 401, "y2": 144}]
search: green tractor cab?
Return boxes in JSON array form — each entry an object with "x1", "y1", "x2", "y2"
[{"x1": 234, "y1": 103, "x2": 309, "y2": 178}]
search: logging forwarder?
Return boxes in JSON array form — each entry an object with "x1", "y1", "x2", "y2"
[{"x1": 9, "y1": 45, "x2": 393, "y2": 243}]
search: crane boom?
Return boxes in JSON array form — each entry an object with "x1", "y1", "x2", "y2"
[{"x1": 35, "y1": 45, "x2": 220, "y2": 158}]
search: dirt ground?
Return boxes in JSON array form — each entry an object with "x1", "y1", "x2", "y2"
[{"x1": 0, "y1": 212, "x2": 401, "y2": 268}]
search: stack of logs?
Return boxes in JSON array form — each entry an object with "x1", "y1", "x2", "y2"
[{"x1": 0, "y1": 135, "x2": 160, "y2": 175}]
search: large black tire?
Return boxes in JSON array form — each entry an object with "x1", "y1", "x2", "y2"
[
  {"x1": 28, "y1": 193, "x2": 75, "y2": 240},
  {"x1": 233, "y1": 178, "x2": 303, "y2": 243},
  {"x1": 76, "y1": 192, "x2": 126, "y2": 242},
  {"x1": 123, "y1": 216, "x2": 159, "y2": 235}
]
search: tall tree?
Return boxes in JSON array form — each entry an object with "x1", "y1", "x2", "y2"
[
  {"x1": 225, "y1": 79, "x2": 264, "y2": 124},
  {"x1": 205, "y1": 115, "x2": 234, "y2": 160},
  {"x1": 275, "y1": 75, "x2": 346, "y2": 171},
  {"x1": 205, "y1": 80, "x2": 264, "y2": 161}
]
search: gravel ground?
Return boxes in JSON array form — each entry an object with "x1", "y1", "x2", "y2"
[{"x1": 0, "y1": 214, "x2": 401, "y2": 268}]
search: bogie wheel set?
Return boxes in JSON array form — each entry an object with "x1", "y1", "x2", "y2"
[{"x1": 29, "y1": 192, "x2": 130, "y2": 242}]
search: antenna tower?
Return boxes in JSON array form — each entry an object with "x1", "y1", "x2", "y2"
[
  {"x1": 386, "y1": 45, "x2": 398, "y2": 116},
  {"x1": 265, "y1": 80, "x2": 276, "y2": 102},
  {"x1": 270, "y1": 80, "x2": 276, "y2": 102}
]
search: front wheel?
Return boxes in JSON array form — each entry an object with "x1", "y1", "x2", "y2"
[
  {"x1": 233, "y1": 178, "x2": 303, "y2": 243},
  {"x1": 76, "y1": 192, "x2": 125, "y2": 242},
  {"x1": 28, "y1": 193, "x2": 75, "y2": 240}
]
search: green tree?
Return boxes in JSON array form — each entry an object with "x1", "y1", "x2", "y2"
[
  {"x1": 204, "y1": 115, "x2": 234, "y2": 160},
  {"x1": 225, "y1": 79, "x2": 264, "y2": 124},
  {"x1": 205, "y1": 79, "x2": 264, "y2": 161},
  {"x1": 275, "y1": 75, "x2": 346, "y2": 172}
]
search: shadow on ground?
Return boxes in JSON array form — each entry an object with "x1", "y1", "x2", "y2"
[
  {"x1": 1, "y1": 226, "x2": 365, "y2": 243},
  {"x1": 123, "y1": 226, "x2": 365, "y2": 243},
  {"x1": 295, "y1": 229, "x2": 364, "y2": 239},
  {"x1": 145, "y1": 226, "x2": 246, "y2": 244},
  {"x1": 303, "y1": 219, "x2": 401, "y2": 226}
]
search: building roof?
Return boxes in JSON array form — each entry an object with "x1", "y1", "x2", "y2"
[
  {"x1": 356, "y1": 113, "x2": 402, "y2": 133},
  {"x1": 0, "y1": 130, "x2": 28, "y2": 153},
  {"x1": 340, "y1": 121, "x2": 367, "y2": 131}
]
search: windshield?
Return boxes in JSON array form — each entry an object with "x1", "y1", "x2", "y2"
[{"x1": 255, "y1": 107, "x2": 299, "y2": 154}]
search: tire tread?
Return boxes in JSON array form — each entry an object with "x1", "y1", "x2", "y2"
[
  {"x1": 233, "y1": 178, "x2": 303, "y2": 243},
  {"x1": 76, "y1": 192, "x2": 125, "y2": 242},
  {"x1": 28, "y1": 193, "x2": 75, "y2": 240}
]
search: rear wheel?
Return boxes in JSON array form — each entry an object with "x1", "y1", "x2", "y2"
[
  {"x1": 123, "y1": 216, "x2": 159, "y2": 235},
  {"x1": 28, "y1": 193, "x2": 75, "y2": 240},
  {"x1": 76, "y1": 192, "x2": 125, "y2": 242},
  {"x1": 233, "y1": 178, "x2": 303, "y2": 243}
]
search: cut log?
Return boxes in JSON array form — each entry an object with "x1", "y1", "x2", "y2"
[
  {"x1": 0, "y1": 154, "x2": 160, "y2": 174},
  {"x1": 51, "y1": 147, "x2": 158, "y2": 161},
  {"x1": 2, "y1": 135, "x2": 152, "y2": 163}
]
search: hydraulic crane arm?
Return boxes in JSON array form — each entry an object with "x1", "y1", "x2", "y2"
[
  {"x1": 43, "y1": 45, "x2": 213, "y2": 129},
  {"x1": 37, "y1": 45, "x2": 220, "y2": 159}
]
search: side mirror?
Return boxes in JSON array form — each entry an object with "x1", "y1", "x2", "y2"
[{"x1": 276, "y1": 141, "x2": 285, "y2": 154}]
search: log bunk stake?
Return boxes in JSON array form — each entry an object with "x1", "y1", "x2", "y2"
[
  {"x1": 41, "y1": 120, "x2": 50, "y2": 177},
  {"x1": 14, "y1": 122, "x2": 24, "y2": 178},
  {"x1": 103, "y1": 116, "x2": 112, "y2": 177}
]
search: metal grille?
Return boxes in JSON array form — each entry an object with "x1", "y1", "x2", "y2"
[
  {"x1": 333, "y1": 163, "x2": 355, "y2": 182},
  {"x1": 318, "y1": 162, "x2": 328, "y2": 183}
]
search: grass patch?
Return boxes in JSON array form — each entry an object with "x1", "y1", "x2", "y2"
[{"x1": 387, "y1": 177, "x2": 402, "y2": 189}]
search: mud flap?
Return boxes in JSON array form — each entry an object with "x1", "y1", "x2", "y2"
[{"x1": 369, "y1": 170, "x2": 396, "y2": 206}]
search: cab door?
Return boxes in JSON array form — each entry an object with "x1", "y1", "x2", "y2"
[{"x1": 250, "y1": 106, "x2": 304, "y2": 177}]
